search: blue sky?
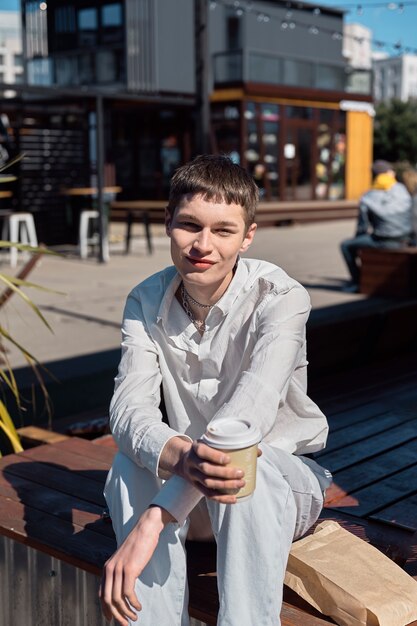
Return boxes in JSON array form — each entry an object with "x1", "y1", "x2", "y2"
[
  {"x1": 1, "y1": 0, "x2": 20, "y2": 10},
  {"x1": 308, "y1": 1, "x2": 417, "y2": 52},
  {"x1": 2, "y1": 0, "x2": 417, "y2": 53}
]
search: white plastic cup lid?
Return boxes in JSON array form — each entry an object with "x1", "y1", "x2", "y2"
[{"x1": 201, "y1": 419, "x2": 261, "y2": 449}]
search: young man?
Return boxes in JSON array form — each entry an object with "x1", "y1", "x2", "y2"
[
  {"x1": 100, "y1": 155, "x2": 331, "y2": 626},
  {"x1": 340, "y1": 159, "x2": 412, "y2": 292}
]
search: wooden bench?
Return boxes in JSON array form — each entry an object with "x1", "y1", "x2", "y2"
[
  {"x1": 255, "y1": 199, "x2": 358, "y2": 227},
  {"x1": 110, "y1": 201, "x2": 166, "y2": 254},
  {"x1": 1, "y1": 432, "x2": 416, "y2": 625},
  {"x1": 359, "y1": 246, "x2": 417, "y2": 298}
]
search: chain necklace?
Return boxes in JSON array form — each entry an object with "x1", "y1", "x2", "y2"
[{"x1": 181, "y1": 283, "x2": 214, "y2": 333}]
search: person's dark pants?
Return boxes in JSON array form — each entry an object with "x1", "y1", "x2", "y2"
[{"x1": 340, "y1": 234, "x2": 407, "y2": 284}]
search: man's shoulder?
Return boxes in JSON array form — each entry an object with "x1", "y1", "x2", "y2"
[
  {"x1": 242, "y1": 258, "x2": 305, "y2": 295},
  {"x1": 128, "y1": 266, "x2": 177, "y2": 303},
  {"x1": 389, "y1": 182, "x2": 411, "y2": 198}
]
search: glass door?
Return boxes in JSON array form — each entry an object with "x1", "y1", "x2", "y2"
[{"x1": 283, "y1": 124, "x2": 314, "y2": 201}]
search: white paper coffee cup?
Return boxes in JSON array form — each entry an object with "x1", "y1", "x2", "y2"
[{"x1": 201, "y1": 419, "x2": 261, "y2": 501}]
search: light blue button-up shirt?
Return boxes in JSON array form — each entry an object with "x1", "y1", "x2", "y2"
[{"x1": 109, "y1": 258, "x2": 328, "y2": 524}]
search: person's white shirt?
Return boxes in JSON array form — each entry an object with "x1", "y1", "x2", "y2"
[{"x1": 109, "y1": 257, "x2": 328, "y2": 524}]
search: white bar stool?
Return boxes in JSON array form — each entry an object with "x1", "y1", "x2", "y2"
[
  {"x1": 79, "y1": 210, "x2": 109, "y2": 261},
  {"x1": 1, "y1": 212, "x2": 38, "y2": 268}
]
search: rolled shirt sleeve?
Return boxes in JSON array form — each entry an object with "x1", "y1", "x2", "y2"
[
  {"x1": 110, "y1": 295, "x2": 185, "y2": 476},
  {"x1": 109, "y1": 294, "x2": 202, "y2": 524}
]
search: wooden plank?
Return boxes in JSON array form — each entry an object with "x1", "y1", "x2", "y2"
[
  {"x1": 0, "y1": 470, "x2": 113, "y2": 538},
  {"x1": 317, "y1": 419, "x2": 417, "y2": 472},
  {"x1": 52, "y1": 436, "x2": 116, "y2": 465},
  {"x1": 312, "y1": 360, "x2": 417, "y2": 412},
  {"x1": 21, "y1": 442, "x2": 112, "y2": 476},
  {"x1": 371, "y1": 494, "x2": 417, "y2": 531},
  {"x1": 16, "y1": 426, "x2": 70, "y2": 447},
  {"x1": 93, "y1": 434, "x2": 118, "y2": 449},
  {"x1": 320, "y1": 410, "x2": 416, "y2": 454},
  {"x1": 0, "y1": 494, "x2": 115, "y2": 574},
  {"x1": 318, "y1": 372, "x2": 417, "y2": 416},
  {"x1": 329, "y1": 463, "x2": 417, "y2": 516},
  {"x1": 325, "y1": 401, "x2": 389, "y2": 431},
  {"x1": 325, "y1": 439, "x2": 417, "y2": 505},
  {"x1": 0, "y1": 454, "x2": 107, "y2": 507}
]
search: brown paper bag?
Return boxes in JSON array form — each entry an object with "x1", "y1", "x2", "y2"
[{"x1": 284, "y1": 520, "x2": 417, "y2": 626}]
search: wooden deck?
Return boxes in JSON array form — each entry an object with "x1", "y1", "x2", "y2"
[{"x1": 0, "y1": 353, "x2": 416, "y2": 624}]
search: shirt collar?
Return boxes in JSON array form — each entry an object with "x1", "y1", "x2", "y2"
[
  {"x1": 156, "y1": 257, "x2": 249, "y2": 333},
  {"x1": 212, "y1": 257, "x2": 249, "y2": 316},
  {"x1": 157, "y1": 270, "x2": 181, "y2": 325}
]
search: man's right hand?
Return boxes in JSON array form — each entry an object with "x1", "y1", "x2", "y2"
[
  {"x1": 177, "y1": 440, "x2": 246, "y2": 503},
  {"x1": 99, "y1": 506, "x2": 174, "y2": 625}
]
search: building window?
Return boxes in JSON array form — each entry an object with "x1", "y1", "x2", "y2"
[
  {"x1": 78, "y1": 7, "x2": 98, "y2": 46},
  {"x1": 0, "y1": 54, "x2": 4, "y2": 66},
  {"x1": 102, "y1": 3, "x2": 122, "y2": 27},
  {"x1": 227, "y1": 15, "x2": 241, "y2": 50},
  {"x1": 286, "y1": 106, "x2": 313, "y2": 120},
  {"x1": 78, "y1": 8, "x2": 98, "y2": 30},
  {"x1": 55, "y1": 56, "x2": 78, "y2": 85},
  {"x1": 14, "y1": 53, "x2": 24, "y2": 67},
  {"x1": 78, "y1": 53, "x2": 95, "y2": 84},
  {"x1": 96, "y1": 50, "x2": 116, "y2": 83}
]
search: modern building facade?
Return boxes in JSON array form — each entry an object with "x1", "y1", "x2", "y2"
[
  {"x1": 208, "y1": 1, "x2": 373, "y2": 201},
  {"x1": 373, "y1": 54, "x2": 417, "y2": 103},
  {"x1": 4, "y1": 0, "x2": 375, "y2": 243},
  {"x1": 0, "y1": 11, "x2": 24, "y2": 88}
]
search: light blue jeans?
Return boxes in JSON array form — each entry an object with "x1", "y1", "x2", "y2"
[{"x1": 104, "y1": 445, "x2": 329, "y2": 626}]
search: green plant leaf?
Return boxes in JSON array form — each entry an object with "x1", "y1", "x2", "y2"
[
  {"x1": 0, "y1": 242, "x2": 58, "y2": 255},
  {"x1": 0, "y1": 397, "x2": 19, "y2": 435},
  {"x1": 0, "y1": 401, "x2": 23, "y2": 453},
  {"x1": 0, "y1": 273, "x2": 65, "y2": 295},
  {"x1": 0, "y1": 274, "x2": 53, "y2": 332},
  {"x1": 0, "y1": 152, "x2": 25, "y2": 173},
  {"x1": 0, "y1": 325, "x2": 41, "y2": 362},
  {"x1": 0, "y1": 363, "x2": 20, "y2": 402}
]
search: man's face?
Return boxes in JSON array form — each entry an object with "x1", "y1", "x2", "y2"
[{"x1": 166, "y1": 194, "x2": 256, "y2": 292}]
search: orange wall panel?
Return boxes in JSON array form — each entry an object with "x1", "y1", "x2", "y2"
[{"x1": 346, "y1": 111, "x2": 373, "y2": 200}]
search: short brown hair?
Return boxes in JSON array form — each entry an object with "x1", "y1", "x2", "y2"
[{"x1": 167, "y1": 154, "x2": 259, "y2": 228}]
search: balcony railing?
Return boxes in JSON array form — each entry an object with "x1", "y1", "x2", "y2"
[{"x1": 213, "y1": 49, "x2": 372, "y2": 95}]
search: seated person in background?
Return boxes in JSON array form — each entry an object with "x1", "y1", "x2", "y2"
[
  {"x1": 99, "y1": 154, "x2": 331, "y2": 626},
  {"x1": 340, "y1": 159, "x2": 412, "y2": 292},
  {"x1": 402, "y1": 168, "x2": 417, "y2": 245}
]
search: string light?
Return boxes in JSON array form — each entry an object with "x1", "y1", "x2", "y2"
[
  {"x1": 206, "y1": 0, "x2": 417, "y2": 55},
  {"x1": 336, "y1": 0, "x2": 417, "y2": 8}
]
